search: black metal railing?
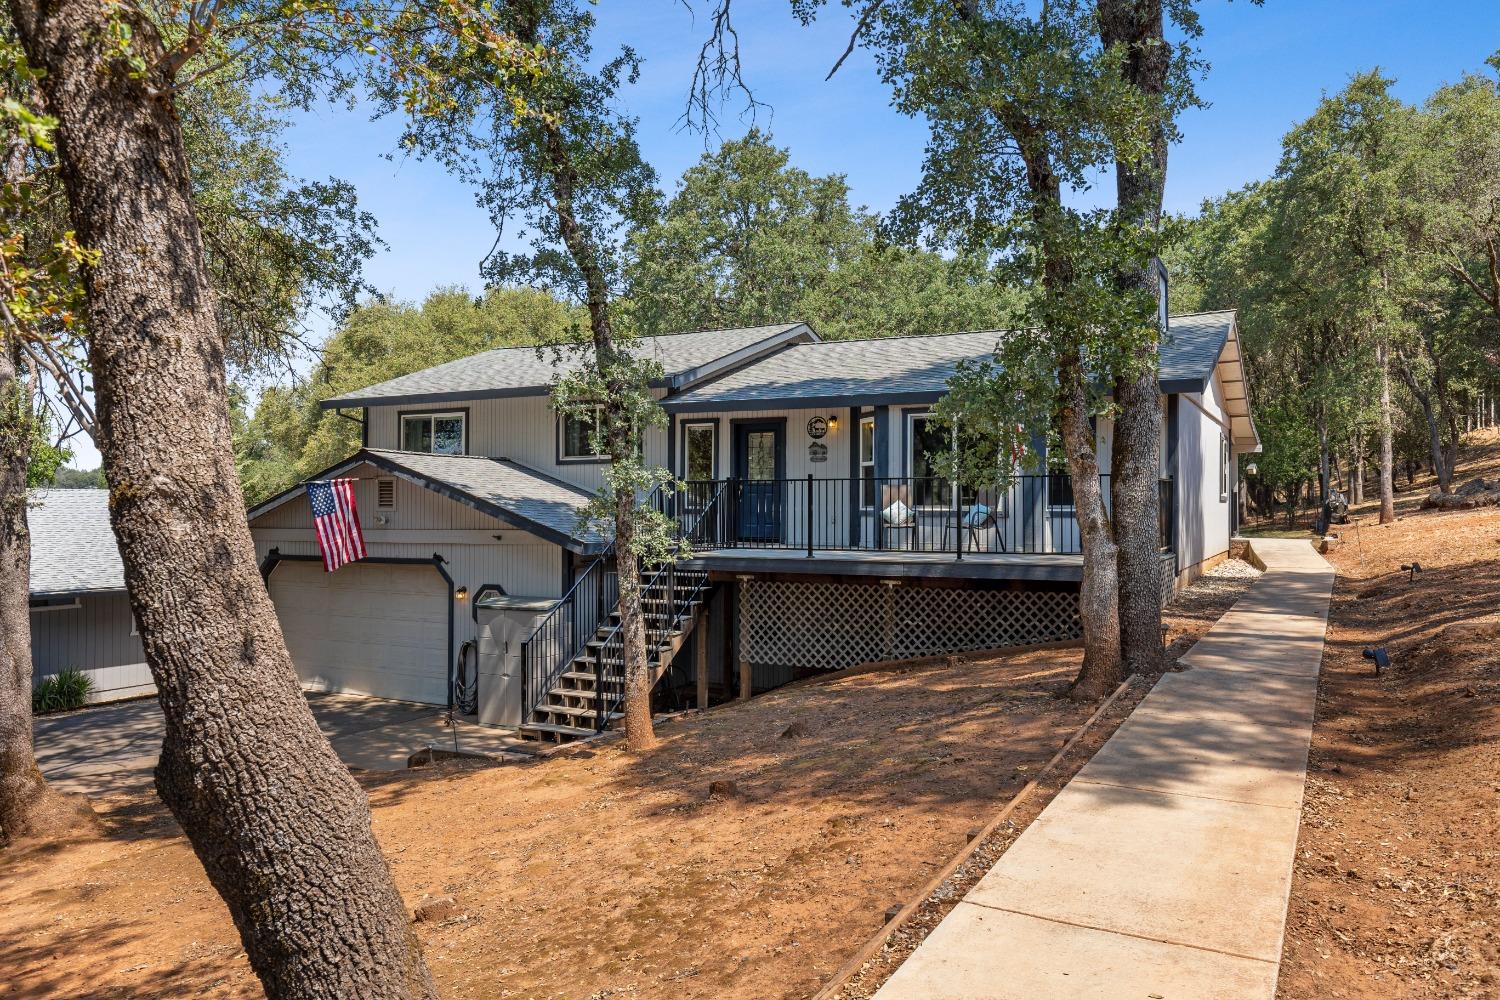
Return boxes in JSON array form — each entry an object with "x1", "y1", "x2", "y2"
[
  {"x1": 653, "y1": 474, "x2": 1178, "y2": 559},
  {"x1": 589, "y1": 562, "x2": 709, "y2": 732},
  {"x1": 518, "y1": 552, "x2": 617, "y2": 722}
]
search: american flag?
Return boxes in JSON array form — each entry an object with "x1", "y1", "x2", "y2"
[{"x1": 306, "y1": 478, "x2": 366, "y2": 571}]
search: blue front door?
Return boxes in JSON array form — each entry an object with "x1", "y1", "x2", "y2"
[{"x1": 734, "y1": 422, "x2": 783, "y2": 542}]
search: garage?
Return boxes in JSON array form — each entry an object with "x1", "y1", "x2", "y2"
[{"x1": 267, "y1": 559, "x2": 451, "y2": 706}]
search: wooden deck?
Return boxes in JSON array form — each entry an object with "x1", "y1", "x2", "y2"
[{"x1": 679, "y1": 547, "x2": 1086, "y2": 582}]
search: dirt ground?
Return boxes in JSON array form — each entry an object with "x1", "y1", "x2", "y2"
[
  {"x1": 1276, "y1": 432, "x2": 1500, "y2": 999},
  {"x1": 1, "y1": 567, "x2": 1255, "y2": 1000}
]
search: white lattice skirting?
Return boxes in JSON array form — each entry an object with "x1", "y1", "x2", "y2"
[{"x1": 739, "y1": 580, "x2": 1082, "y2": 673}]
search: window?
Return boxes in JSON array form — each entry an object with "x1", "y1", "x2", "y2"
[
  {"x1": 400, "y1": 412, "x2": 465, "y2": 455},
  {"x1": 682, "y1": 422, "x2": 717, "y2": 481},
  {"x1": 1220, "y1": 437, "x2": 1231, "y2": 502},
  {"x1": 859, "y1": 416, "x2": 876, "y2": 508},
  {"x1": 907, "y1": 413, "x2": 953, "y2": 507},
  {"x1": 376, "y1": 478, "x2": 396, "y2": 510},
  {"x1": 1045, "y1": 421, "x2": 1075, "y2": 509},
  {"x1": 561, "y1": 405, "x2": 607, "y2": 461}
]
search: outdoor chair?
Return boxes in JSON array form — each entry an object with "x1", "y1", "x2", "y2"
[
  {"x1": 943, "y1": 487, "x2": 1008, "y2": 554},
  {"x1": 878, "y1": 483, "x2": 917, "y2": 550}
]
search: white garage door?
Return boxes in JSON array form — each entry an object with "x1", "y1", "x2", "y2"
[{"x1": 268, "y1": 561, "x2": 449, "y2": 706}]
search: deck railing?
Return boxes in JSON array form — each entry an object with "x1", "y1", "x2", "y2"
[
  {"x1": 655, "y1": 474, "x2": 1175, "y2": 558},
  {"x1": 518, "y1": 552, "x2": 617, "y2": 721}
]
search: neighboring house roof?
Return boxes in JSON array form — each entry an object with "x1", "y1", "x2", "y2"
[
  {"x1": 247, "y1": 449, "x2": 607, "y2": 554},
  {"x1": 28, "y1": 489, "x2": 126, "y2": 598},
  {"x1": 662, "y1": 311, "x2": 1258, "y2": 448},
  {"x1": 320, "y1": 323, "x2": 817, "y2": 409}
]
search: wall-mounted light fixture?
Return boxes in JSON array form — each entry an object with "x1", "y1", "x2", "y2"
[
  {"x1": 1245, "y1": 462, "x2": 1258, "y2": 477},
  {"x1": 828, "y1": 414, "x2": 839, "y2": 431},
  {"x1": 455, "y1": 586, "x2": 469, "y2": 601}
]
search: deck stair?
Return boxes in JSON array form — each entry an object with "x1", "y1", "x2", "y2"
[{"x1": 520, "y1": 565, "x2": 710, "y2": 742}]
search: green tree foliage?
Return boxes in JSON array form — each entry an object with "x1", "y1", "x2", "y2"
[
  {"x1": 627, "y1": 129, "x2": 1021, "y2": 338},
  {"x1": 237, "y1": 286, "x2": 577, "y2": 504},
  {"x1": 1175, "y1": 57, "x2": 1500, "y2": 518}
]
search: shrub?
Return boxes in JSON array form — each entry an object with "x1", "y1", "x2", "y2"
[{"x1": 32, "y1": 669, "x2": 93, "y2": 714}]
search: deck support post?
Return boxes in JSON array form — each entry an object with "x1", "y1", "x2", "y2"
[{"x1": 695, "y1": 609, "x2": 709, "y2": 709}]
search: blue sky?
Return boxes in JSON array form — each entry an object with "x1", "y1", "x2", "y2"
[{"x1": 63, "y1": 1, "x2": 1500, "y2": 468}]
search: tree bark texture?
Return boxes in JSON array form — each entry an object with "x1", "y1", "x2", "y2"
[
  {"x1": 6, "y1": 4, "x2": 436, "y2": 995},
  {"x1": 1060, "y1": 356, "x2": 1123, "y2": 698},
  {"x1": 1099, "y1": 0, "x2": 1167, "y2": 676},
  {"x1": 1377, "y1": 339, "x2": 1396, "y2": 524},
  {"x1": 0, "y1": 340, "x2": 93, "y2": 843}
]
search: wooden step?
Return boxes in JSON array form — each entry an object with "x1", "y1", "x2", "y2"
[
  {"x1": 520, "y1": 721, "x2": 596, "y2": 739},
  {"x1": 560, "y1": 670, "x2": 624, "y2": 684},
  {"x1": 537, "y1": 703, "x2": 622, "y2": 720}
]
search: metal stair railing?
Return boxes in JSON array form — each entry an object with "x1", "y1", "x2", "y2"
[
  {"x1": 588, "y1": 560, "x2": 710, "y2": 732},
  {"x1": 518, "y1": 552, "x2": 617, "y2": 724}
]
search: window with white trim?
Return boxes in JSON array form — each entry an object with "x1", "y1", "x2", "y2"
[
  {"x1": 682, "y1": 422, "x2": 716, "y2": 481},
  {"x1": 561, "y1": 404, "x2": 607, "y2": 461},
  {"x1": 400, "y1": 412, "x2": 466, "y2": 455},
  {"x1": 859, "y1": 415, "x2": 876, "y2": 508}
]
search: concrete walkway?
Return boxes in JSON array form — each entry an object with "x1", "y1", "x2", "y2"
[{"x1": 875, "y1": 539, "x2": 1334, "y2": 1000}]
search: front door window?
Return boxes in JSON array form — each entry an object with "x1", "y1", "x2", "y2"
[{"x1": 745, "y1": 431, "x2": 776, "y2": 481}]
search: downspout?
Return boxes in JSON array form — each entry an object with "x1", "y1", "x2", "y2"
[{"x1": 335, "y1": 407, "x2": 367, "y2": 448}]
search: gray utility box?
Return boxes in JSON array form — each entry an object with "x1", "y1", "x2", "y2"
[{"x1": 473, "y1": 594, "x2": 560, "y2": 728}]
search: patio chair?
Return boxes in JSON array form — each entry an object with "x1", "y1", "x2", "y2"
[
  {"x1": 878, "y1": 483, "x2": 917, "y2": 550},
  {"x1": 944, "y1": 486, "x2": 1008, "y2": 553}
]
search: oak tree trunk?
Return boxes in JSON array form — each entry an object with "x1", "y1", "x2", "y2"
[
  {"x1": 1060, "y1": 357, "x2": 1123, "y2": 699},
  {"x1": 0, "y1": 339, "x2": 94, "y2": 843},
  {"x1": 1352, "y1": 432, "x2": 1364, "y2": 506},
  {"x1": 7, "y1": 3, "x2": 436, "y2": 995},
  {"x1": 1377, "y1": 340, "x2": 1396, "y2": 523},
  {"x1": 1099, "y1": 0, "x2": 1167, "y2": 676},
  {"x1": 515, "y1": 1, "x2": 656, "y2": 751}
]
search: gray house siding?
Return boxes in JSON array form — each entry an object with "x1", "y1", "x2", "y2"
[
  {"x1": 30, "y1": 592, "x2": 152, "y2": 703},
  {"x1": 362, "y1": 391, "x2": 671, "y2": 495},
  {"x1": 250, "y1": 473, "x2": 567, "y2": 703}
]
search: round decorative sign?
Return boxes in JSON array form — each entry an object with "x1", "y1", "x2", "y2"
[{"x1": 806, "y1": 416, "x2": 829, "y2": 439}]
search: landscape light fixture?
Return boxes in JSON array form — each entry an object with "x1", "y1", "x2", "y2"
[
  {"x1": 1399, "y1": 562, "x2": 1422, "y2": 583},
  {"x1": 1362, "y1": 647, "x2": 1390, "y2": 675}
]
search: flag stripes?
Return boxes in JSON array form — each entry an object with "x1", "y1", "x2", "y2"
[{"x1": 306, "y1": 478, "x2": 367, "y2": 571}]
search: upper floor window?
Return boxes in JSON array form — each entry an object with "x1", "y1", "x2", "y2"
[
  {"x1": 401, "y1": 412, "x2": 466, "y2": 455},
  {"x1": 561, "y1": 405, "x2": 607, "y2": 461}
]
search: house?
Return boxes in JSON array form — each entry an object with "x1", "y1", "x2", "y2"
[
  {"x1": 28, "y1": 489, "x2": 153, "y2": 704},
  {"x1": 247, "y1": 311, "x2": 1259, "y2": 741}
]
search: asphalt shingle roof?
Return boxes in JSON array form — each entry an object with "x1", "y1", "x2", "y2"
[
  {"x1": 1157, "y1": 311, "x2": 1238, "y2": 390},
  {"x1": 664, "y1": 311, "x2": 1237, "y2": 412},
  {"x1": 27, "y1": 489, "x2": 125, "y2": 597},
  {"x1": 359, "y1": 450, "x2": 606, "y2": 551},
  {"x1": 323, "y1": 324, "x2": 807, "y2": 408}
]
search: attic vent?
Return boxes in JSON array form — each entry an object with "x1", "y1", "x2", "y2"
[{"x1": 376, "y1": 478, "x2": 396, "y2": 510}]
